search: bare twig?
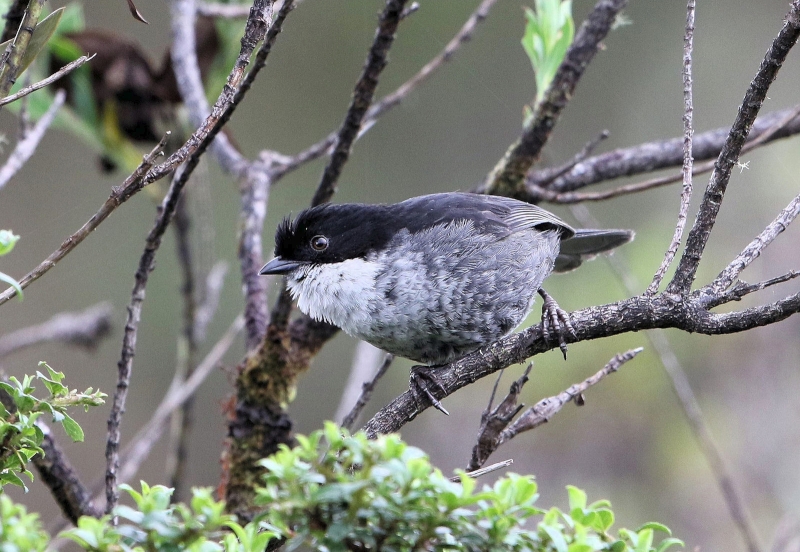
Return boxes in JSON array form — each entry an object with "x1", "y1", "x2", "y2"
[
  {"x1": 468, "y1": 351, "x2": 640, "y2": 471},
  {"x1": 0, "y1": 89, "x2": 65, "y2": 191},
  {"x1": 647, "y1": 0, "x2": 694, "y2": 295},
  {"x1": 705, "y1": 271, "x2": 800, "y2": 309},
  {"x1": 311, "y1": 0, "x2": 410, "y2": 206},
  {"x1": 468, "y1": 365, "x2": 530, "y2": 471},
  {"x1": 0, "y1": 55, "x2": 92, "y2": 107},
  {"x1": 527, "y1": 130, "x2": 610, "y2": 192},
  {"x1": 195, "y1": 261, "x2": 228, "y2": 341},
  {"x1": 0, "y1": 301, "x2": 112, "y2": 358},
  {"x1": 238, "y1": 168, "x2": 270, "y2": 348},
  {"x1": 481, "y1": 0, "x2": 628, "y2": 198},
  {"x1": 668, "y1": 1, "x2": 800, "y2": 295},
  {"x1": 166, "y1": 196, "x2": 200, "y2": 501},
  {"x1": 702, "y1": 192, "x2": 800, "y2": 302},
  {"x1": 648, "y1": 327, "x2": 763, "y2": 552},
  {"x1": 106, "y1": 164, "x2": 192, "y2": 514},
  {"x1": 501, "y1": 348, "x2": 641, "y2": 440},
  {"x1": 340, "y1": 350, "x2": 394, "y2": 431}
]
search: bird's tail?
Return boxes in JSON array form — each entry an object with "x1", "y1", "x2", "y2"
[{"x1": 554, "y1": 229, "x2": 634, "y2": 272}]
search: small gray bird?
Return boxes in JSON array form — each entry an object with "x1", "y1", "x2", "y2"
[{"x1": 260, "y1": 192, "x2": 633, "y2": 413}]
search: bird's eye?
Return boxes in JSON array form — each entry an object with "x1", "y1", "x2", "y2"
[{"x1": 310, "y1": 235, "x2": 329, "y2": 251}]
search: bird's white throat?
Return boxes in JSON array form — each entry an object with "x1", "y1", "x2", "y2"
[{"x1": 286, "y1": 258, "x2": 381, "y2": 334}]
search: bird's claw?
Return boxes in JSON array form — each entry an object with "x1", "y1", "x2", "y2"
[
  {"x1": 539, "y1": 288, "x2": 576, "y2": 360},
  {"x1": 409, "y1": 366, "x2": 449, "y2": 415}
]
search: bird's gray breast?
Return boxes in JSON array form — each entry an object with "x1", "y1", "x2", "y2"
[{"x1": 361, "y1": 221, "x2": 561, "y2": 364}]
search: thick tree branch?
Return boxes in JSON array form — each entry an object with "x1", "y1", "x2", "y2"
[
  {"x1": 525, "y1": 105, "x2": 800, "y2": 198},
  {"x1": 481, "y1": 0, "x2": 628, "y2": 198},
  {"x1": 668, "y1": 1, "x2": 800, "y2": 294}
]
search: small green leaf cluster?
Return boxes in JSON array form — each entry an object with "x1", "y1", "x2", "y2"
[
  {"x1": 522, "y1": 0, "x2": 575, "y2": 115},
  {"x1": 0, "y1": 229, "x2": 23, "y2": 300},
  {"x1": 0, "y1": 362, "x2": 106, "y2": 490},
  {"x1": 62, "y1": 483, "x2": 276, "y2": 552},
  {"x1": 256, "y1": 422, "x2": 684, "y2": 552},
  {"x1": 0, "y1": 494, "x2": 50, "y2": 552}
]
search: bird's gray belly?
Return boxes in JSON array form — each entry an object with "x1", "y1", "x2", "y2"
[{"x1": 355, "y1": 225, "x2": 560, "y2": 364}]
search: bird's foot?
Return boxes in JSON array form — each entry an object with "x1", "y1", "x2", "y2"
[
  {"x1": 409, "y1": 365, "x2": 449, "y2": 415},
  {"x1": 538, "y1": 288, "x2": 576, "y2": 360}
]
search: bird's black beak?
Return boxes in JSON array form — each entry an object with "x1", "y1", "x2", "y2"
[{"x1": 259, "y1": 257, "x2": 301, "y2": 275}]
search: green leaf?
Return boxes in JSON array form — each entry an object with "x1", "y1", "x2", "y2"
[
  {"x1": 60, "y1": 413, "x2": 84, "y2": 442},
  {"x1": 636, "y1": 522, "x2": 672, "y2": 536},
  {"x1": 0, "y1": 230, "x2": 19, "y2": 255},
  {"x1": 635, "y1": 528, "x2": 654, "y2": 552},
  {"x1": 567, "y1": 485, "x2": 587, "y2": 511},
  {"x1": 0, "y1": 470, "x2": 28, "y2": 490}
]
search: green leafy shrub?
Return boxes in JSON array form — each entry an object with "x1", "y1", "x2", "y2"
[
  {"x1": 257, "y1": 422, "x2": 684, "y2": 552},
  {"x1": 0, "y1": 362, "x2": 106, "y2": 490},
  {"x1": 0, "y1": 423, "x2": 684, "y2": 551}
]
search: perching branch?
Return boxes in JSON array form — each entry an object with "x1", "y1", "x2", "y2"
[{"x1": 363, "y1": 287, "x2": 800, "y2": 438}]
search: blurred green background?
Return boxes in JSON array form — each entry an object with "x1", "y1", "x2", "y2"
[{"x1": 1, "y1": 0, "x2": 799, "y2": 549}]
